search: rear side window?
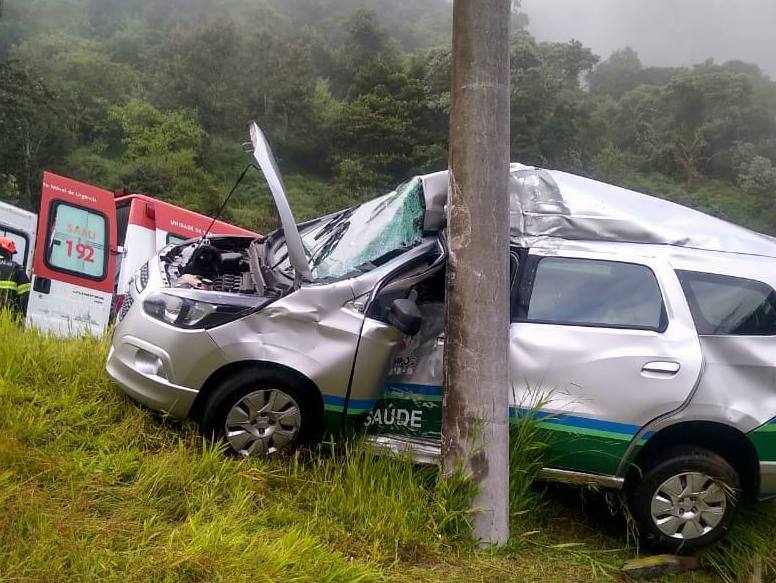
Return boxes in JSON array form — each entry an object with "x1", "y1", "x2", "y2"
[
  {"x1": 677, "y1": 271, "x2": 776, "y2": 336},
  {"x1": 519, "y1": 257, "x2": 666, "y2": 331},
  {"x1": 46, "y1": 202, "x2": 108, "y2": 280}
]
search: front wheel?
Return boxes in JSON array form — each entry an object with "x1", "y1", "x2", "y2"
[
  {"x1": 628, "y1": 446, "x2": 740, "y2": 553},
  {"x1": 200, "y1": 369, "x2": 317, "y2": 456}
]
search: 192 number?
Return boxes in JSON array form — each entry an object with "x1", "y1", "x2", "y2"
[{"x1": 66, "y1": 240, "x2": 95, "y2": 262}]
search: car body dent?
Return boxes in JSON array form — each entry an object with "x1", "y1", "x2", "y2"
[{"x1": 108, "y1": 129, "x2": 776, "y2": 501}]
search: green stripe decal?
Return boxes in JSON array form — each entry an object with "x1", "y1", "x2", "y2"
[
  {"x1": 536, "y1": 420, "x2": 634, "y2": 441},
  {"x1": 749, "y1": 419, "x2": 776, "y2": 462}
]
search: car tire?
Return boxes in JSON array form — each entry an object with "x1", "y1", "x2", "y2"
[
  {"x1": 627, "y1": 445, "x2": 740, "y2": 553},
  {"x1": 200, "y1": 368, "x2": 319, "y2": 457}
]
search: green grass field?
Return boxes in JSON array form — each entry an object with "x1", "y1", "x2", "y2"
[{"x1": 0, "y1": 312, "x2": 773, "y2": 582}]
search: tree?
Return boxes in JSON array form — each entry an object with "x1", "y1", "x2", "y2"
[
  {"x1": 110, "y1": 99, "x2": 206, "y2": 161},
  {"x1": 588, "y1": 47, "x2": 644, "y2": 98},
  {"x1": 0, "y1": 60, "x2": 72, "y2": 209},
  {"x1": 11, "y1": 34, "x2": 141, "y2": 141},
  {"x1": 155, "y1": 16, "x2": 244, "y2": 132}
]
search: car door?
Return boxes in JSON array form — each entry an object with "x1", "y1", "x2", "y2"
[
  {"x1": 27, "y1": 172, "x2": 118, "y2": 336},
  {"x1": 509, "y1": 247, "x2": 703, "y2": 476}
]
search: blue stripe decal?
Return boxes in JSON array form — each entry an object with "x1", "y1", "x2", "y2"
[
  {"x1": 382, "y1": 383, "x2": 444, "y2": 396},
  {"x1": 514, "y1": 410, "x2": 642, "y2": 436},
  {"x1": 322, "y1": 394, "x2": 376, "y2": 409}
]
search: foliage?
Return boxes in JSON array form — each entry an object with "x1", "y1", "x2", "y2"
[
  {"x1": 0, "y1": 59, "x2": 72, "y2": 208},
  {"x1": 0, "y1": 0, "x2": 775, "y2": 235}
]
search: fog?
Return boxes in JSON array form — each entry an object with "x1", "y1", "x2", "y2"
[{"x1": 520, "y1": 0, "x2": 776, "y2": 77}]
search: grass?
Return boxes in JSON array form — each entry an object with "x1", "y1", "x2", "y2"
[{"x1": 0, "y1": 311, "x2": 773, "y2": 582}]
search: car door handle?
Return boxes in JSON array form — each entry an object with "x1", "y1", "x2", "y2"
[{"x1": 641, "y1": 361, "x2": 681, "y2": 376}]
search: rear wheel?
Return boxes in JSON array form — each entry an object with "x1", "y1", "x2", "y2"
[
  {"x1": 628, "y1": 446, "x2": 740, "y2": 553},
  {"x1": 200, "y1": 369, "x2": 318, "y2": 456}
]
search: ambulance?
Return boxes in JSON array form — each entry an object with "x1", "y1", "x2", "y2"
[{"x1": 5, "y1": 172, "x2": 257, "y2": 335}]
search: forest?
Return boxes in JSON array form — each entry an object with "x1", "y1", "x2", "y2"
[{"x1": 2, "y1": 0, "x2": 776, "y2": 234}]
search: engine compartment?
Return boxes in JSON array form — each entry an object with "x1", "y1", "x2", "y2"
[{"x1": 161, "y1": 236, "x2": 289, "y2": 298}]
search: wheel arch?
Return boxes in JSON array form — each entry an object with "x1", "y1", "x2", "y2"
[
  {"x1": 626, "y1": 420, "x2": 760, "y2": 501},
  {"x1": 189, "y1": 360, "x2": 325, "y2": 429}
]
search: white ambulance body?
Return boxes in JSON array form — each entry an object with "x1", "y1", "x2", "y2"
[
  {"x1": 24, "y1": 172, "x2": 258, "y2": 336},
  {"x1": 0, "y1": 200, "x2": 37, "y2": 277}
]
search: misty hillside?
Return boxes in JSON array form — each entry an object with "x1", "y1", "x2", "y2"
[{"x1": 1, "y1": 0, "x2": 775, "y2": 236}]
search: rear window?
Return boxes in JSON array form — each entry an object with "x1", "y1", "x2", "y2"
[
  {"x1": 46, "y1": 201, "x2": 108, "y2": 280},
  {"x1": 678, "y1": 271, "x2": 776, "y2": 336}
]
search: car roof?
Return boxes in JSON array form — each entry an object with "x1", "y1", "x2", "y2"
[{"x1": 418, "y1": 165, "x2": 776, "y2": 259}]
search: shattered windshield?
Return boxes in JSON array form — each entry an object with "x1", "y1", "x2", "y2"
[{"x1": 302, "y1": 178, "x2": 426, "y2": 281}]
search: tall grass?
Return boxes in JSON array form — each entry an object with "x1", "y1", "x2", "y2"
[{"x1": 3, "y1": 310, "x2": 773, "y2": 582}]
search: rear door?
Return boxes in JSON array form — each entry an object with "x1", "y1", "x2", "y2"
[
  {"x1": 27, "y1": 172, "x2": 117, "y2": 335},
  {"x1": 509, "y1": 248, "x2": 703, "y2": 475}
]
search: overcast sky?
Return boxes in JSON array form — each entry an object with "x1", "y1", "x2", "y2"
[{"x1": 520, "y1": 0, "x2": 776, "y2": 77}]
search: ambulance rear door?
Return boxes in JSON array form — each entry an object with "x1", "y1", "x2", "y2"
[{"x1": 27, "y1": 172, "x2": 117, "y2": 336}]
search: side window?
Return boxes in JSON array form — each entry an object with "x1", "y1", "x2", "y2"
[
  {"x1": 677, "y1": 271, "x2": 776, "y2": 336},
  {"x1": 46, "y1": 202, "x2": 108, "y2": 280},
  {"x1": 0, "y1": 226, "x2": 29, "y2": 269},
  {"x1": 517, "y1": 256, "x2": 666, "y2": 331},
  {"x1": 166, "y1": 233, "x2": 187, "y2": 246}
]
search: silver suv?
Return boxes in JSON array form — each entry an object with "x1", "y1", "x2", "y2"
[{"x1": 108, "y1": 123, "x2": 776, "y2": 552}]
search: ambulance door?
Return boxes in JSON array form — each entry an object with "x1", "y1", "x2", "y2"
[
  {"x1": 116, "y1": 198, "x2": 157, "y2": 299},
  {"x1": 27, "y1": 172, "x2": 117, "y2": 336}
]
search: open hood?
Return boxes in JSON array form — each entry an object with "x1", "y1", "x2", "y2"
[{"x1": 249, "y1": 122, "x2": 313, "y2": 280}]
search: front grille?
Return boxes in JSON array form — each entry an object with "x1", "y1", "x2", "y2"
[{"x1": 118, "y1": 293, "x2": 134, "y2": 322}]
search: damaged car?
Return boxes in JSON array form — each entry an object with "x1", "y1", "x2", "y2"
[{"x1": 107, "y1": 122, "x2": 776, "y2": 552}]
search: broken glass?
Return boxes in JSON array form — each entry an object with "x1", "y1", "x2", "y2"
[{"x1": 303, "y1": 178, "x2": 426, "y2": 281}]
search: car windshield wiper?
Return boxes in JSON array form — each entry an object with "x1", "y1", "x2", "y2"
[
  {"x1": 310, "y1": 220, "x2": 351, "y2": 269},
  {"x1": 313, "y1": 207, "x2": 356, "y2": 241}
]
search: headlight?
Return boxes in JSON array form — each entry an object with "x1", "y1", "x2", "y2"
[
  {"x1": 135, "y1": 262, "x2": 150, "y2": 293},
  {"x1": 142, "y1": 292, "x2": 251, "y2": 329}
]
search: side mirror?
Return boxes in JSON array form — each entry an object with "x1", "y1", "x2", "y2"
[{"x1": 387, "y1": 298, "x2": 423, "y2": 336}]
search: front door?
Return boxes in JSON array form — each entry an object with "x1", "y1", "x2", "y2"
[
  {"x1": 509, "y1": 248, "x2": 703, "y2": 475},
  {"x1": 27, "y1": 172, "x2": 117, "y2": 335}
]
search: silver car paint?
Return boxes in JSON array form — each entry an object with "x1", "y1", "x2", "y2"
[
  {"x1": 106, "y1": 255, "x2": 231, "y2": 417},
  {"x1": 510, "y1": 244, "x2": 704, "y2": 428},
  {"x1": 107, "y1": 144, "x2": 776, "y2": 495}
]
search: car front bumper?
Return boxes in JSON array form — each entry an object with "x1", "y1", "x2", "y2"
[{"x1": 106, "y1": 282, "x2": 228, "y2": 419}]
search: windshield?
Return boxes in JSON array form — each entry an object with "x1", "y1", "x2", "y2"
[{"x1": 302, "y1": 178, "x2": 426, "y2": 281}]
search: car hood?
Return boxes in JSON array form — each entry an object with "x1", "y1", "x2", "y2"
[{"x1": 249, "y1": 122, "x2": 313, "y2": 280}]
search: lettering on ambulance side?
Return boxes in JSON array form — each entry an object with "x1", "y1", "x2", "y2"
[{"x1": 168, "y1": 220, "x2": 205, "y2": 236}]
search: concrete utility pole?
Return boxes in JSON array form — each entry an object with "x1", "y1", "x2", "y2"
[{"x1": 442, "y1": 0, "x2": 512, "y2": 546}]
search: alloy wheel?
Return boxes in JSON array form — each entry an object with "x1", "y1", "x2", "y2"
[
  {"x1": 224, "y1": 388, "x2": 301, "y2": 456},
  {"x1": 650, "y1": 471, "x2": 727, "y2": 540}
]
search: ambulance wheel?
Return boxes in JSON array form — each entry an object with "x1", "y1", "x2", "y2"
[
  {"x1": 628, "y1": 446, "x2": 740, "y2": 553},
  {"x1": 200, "y1": 368, "x2": 318, "y2": 456}
]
